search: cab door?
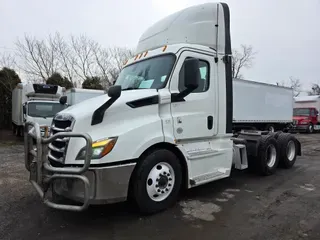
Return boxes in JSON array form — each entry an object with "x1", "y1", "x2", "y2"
[{"x1": 169, "y1": 51, "x2": 217, "y2": 141}]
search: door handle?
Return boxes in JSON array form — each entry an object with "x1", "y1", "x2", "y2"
[{"x1": 207, "y1": 116, "x2": 213, "y2": 130}]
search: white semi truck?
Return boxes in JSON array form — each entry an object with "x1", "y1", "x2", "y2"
[
  {"x1": 24, "y1": 2, "x2": 301, "y2": 214},
  {"x1": 65, "y1": 88, "x2": 106, "y2": 106},
  {"x1": 12, "y1": 83, "x2": 67, "y2": 137}
]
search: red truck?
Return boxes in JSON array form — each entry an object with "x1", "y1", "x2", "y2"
[{"x1": 293, "y1": 95, "x2": 320, "y2": 133}]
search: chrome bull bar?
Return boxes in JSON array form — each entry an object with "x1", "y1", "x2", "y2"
[{"x1": 24, "y1": 121, "x2": 93, "y2": 212}]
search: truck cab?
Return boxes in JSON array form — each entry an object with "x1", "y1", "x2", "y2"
[
  {"x1": 23, "y1": 100, "x2": 67, "y2": 133},
  {"x1": 293, "y1": 95, "x2": 320, "y2": 133},
  {"x1": 12, "y1": 83, "x2": 67, "y2": 137},
  {"x1": 293, "y1": 107, "x2": 319, "y2": 133}
]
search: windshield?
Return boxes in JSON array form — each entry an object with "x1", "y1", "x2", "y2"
[
  {"x1": 293, "y1": 108, "x2": 310, "y2": 116},
  {"x1": 115, "y1": 54, "x2": 175, "y2": 90},
  {"x1": 27, "y1": 102, "x2": 66, "y2": 118}
]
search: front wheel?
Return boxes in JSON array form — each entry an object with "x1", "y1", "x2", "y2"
[
  {"x1": 307, "y1": 123, "x2": 314, "y2": 133},
  {"x1": 131, "y1": 149, "x2": 182, "y2": 214}
]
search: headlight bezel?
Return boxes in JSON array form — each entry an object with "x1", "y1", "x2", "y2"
[{"x1": 76, "y1": 137, "x2": 118, "y2": 160}]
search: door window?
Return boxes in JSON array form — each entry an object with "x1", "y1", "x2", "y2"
[{"x1": 178, "y1": 59, "x2": 210, "y2": 93}]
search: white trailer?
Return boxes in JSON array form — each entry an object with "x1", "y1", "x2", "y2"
[
  {"x1": 12, "y1": 83, "x2": 67, "y2": 136},
  {"x1": 24, "y1": 2, "x2": 301, "y2": 214},
  {"x1": 233, "y1": 78, "x2": 294, "y2": 132},
  {"x1": 65, "y1": 88, "x2": 106, "y2": 106}
]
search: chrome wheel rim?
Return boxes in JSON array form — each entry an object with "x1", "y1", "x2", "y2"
[
  {"x1": 269, "y1": 126, "x2": 275, "y2": 132},
  {"x1": 266, "y1": 144, "x2": 277, "y2": 168},
  {"x1": 309, "y1": 125, "x2": 313, "y2": 132},
  {"x1": 146, "y1": 162, "x2": 175, "y2": 202},
  {"x1": 286, "y1": 140, "x2": 296, "y2": 161}
]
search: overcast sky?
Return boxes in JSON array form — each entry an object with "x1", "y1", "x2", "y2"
[{"x1": 1, "y1": 0, "x2": 320, "y2": 93}]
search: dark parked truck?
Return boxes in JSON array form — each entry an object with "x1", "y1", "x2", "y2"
[
  {"x1": 293, "y1": 95, "x2": 320, "y2": 133},
  {"x1": 23, "y1": 2, "x2": 302, "y2": 214}
]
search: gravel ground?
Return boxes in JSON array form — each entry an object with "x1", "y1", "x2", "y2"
[{"x1": 1, "y1": 131, "x2": 320, "y2": 240}]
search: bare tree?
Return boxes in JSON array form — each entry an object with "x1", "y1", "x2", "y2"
[
  {"x1": 50, "y1": 32, "x2": 75, "y2": 84},
  {"x1": 14, "y1": 32, "x2": 134, "y2": 87},
  {"x1": 277, "y1": 76, "x2": 302, "y2": 97},
  {"x1": 15, "y1": 35, "x2": 60, "y2": 82},
  {"x1": 108, "y1": 47, "x2": 134, "y2": 83},
  {"x1": 0, "y1": 52, "x2": 17, "y2": 69},
  {"x1": 232, "y1": 44, "x2": 257, "y2": 79},
  {"x1": 308, "y1": 83, "x2": 320, "y2": 96},
  {"x1": 92, "y1": 46, "x2": 112, "y2": 88},
  {"x1": 70, "y1": 35, "x2": 99, "y2": 81}
]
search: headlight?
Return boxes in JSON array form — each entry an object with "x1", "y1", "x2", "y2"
[{"x1": 76, "y1": 137, "x2": 117, "y2": 160}]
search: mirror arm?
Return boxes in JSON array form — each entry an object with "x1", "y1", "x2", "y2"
[{"x1": 171, "y1": 86, "x2": 197, "y2": 102}]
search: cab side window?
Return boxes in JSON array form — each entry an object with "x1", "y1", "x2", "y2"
[{"x1": 178, "y1": 58, "x2": 210, "y2": 93}]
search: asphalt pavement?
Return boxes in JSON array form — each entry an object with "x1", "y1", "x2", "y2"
[{"x1": 0, "y1": 133, "x2": 320, "y2": 240}]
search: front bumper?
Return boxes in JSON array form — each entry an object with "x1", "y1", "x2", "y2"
[
  {"x1": 290, "y1": 124, "x2": 309, "y2": 132},
  {"x1": 53, "y1": 163, "x2": 136, "y2": 205},
  {"x1": 24, "y1": 121, "x2": 135, "y2": 212}
]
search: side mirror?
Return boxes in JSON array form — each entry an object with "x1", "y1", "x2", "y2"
[
  {"x1": 184, "y1": 58, "x2": 200, "y2": 90},
  {"x1": 91, "y1": 85, "x2": 122, "y2": 126},
  {"x1": 23, "y1": 105, "x2": 26, "y2": 114},
  {"x1": 108, "y1": 85, "x2": 122, "y2": 99},
  {"x1": 173, "y1": 58, "x2": 200, "y2": 101},
  {"x1": 59, "y1": 96, "x2": 67, "y2": 105}
]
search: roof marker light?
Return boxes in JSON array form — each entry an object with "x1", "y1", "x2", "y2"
[{"x1": 162, "y1": 45, "x2": 167, "y2": 52}]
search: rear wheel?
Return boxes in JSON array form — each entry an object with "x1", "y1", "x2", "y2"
[
  {"x1": 277, "y1": 133, "x2": 298, "y2": 169},
  {"x1": 266, "y1": 124, "x2": 275, "y2": 132},
  {"x1": 249, "y1": 135, "x2": 279, "y2": 176},
  {"x1": 131, "y1": 149, "x2": 182, "y2": 214},
  {"x1": 268, "y1": 131, "x2": 282, "y2": 139}
]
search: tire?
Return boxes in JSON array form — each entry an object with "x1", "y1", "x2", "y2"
[
  {"x1": 249, "y1": 135, "x2": 279, "y2": 176},
  {"x1": 15, "y1": 126, "x2": 20, "y2": 137},
  {"x1": 12, "y1": 124, "x2": 16, "y2": 135},
  {"x1": 266, "y1": 124, "x2": 275, "y2": 132},
  {"x1": 16, "y1": 126, "x2": 23, "y2": 137},
  {"x1": 268, "y1": 131, "x2": 282, "y2": 139},
  {"x1": 307, "y1": 123, "x2": 314, "y2": 133},
  {"x1": 277, "y1": 133, "x2": 298, "y2": 169},
  {"x1": 131, "y1": 149, "x2": 182, "y2": 214}
]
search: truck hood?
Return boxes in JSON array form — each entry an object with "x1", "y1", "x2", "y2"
[
  {"x1": 26, "y1": 116, "x2": 53, "y2": 126},
  {"x1": 59, "y1": 89, "x2": 158, "y2": 120}
]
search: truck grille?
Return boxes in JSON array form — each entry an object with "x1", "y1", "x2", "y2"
[{"x1": 48, "y1": 114, "x2": 74, "y2": 164}]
